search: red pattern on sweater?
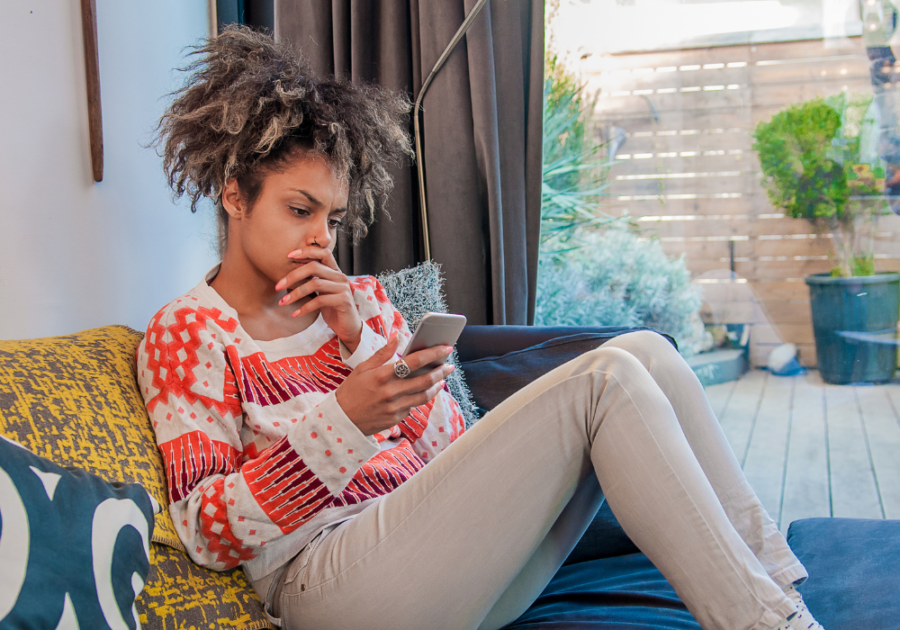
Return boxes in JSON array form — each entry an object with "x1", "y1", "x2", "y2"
[
  {"x1": 143, "y1": 304, "x2": 241, "y2": 418},
  {"x1": 159, "y1": 430, "x2": 241, "y2": 503},
  {"x1": 230, "y1": 339, "x2": 352, "y2": 405},
  {"x1": 243, "y1": 438, "x2": 331, "y2": 533},
  {"x1": 198, "y1": 478, "x2": 258, "y2": 566}
]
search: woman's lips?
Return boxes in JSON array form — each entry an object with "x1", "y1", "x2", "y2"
[{"x1": 291, "y1": 258, "x2": 315, "y2": 265}]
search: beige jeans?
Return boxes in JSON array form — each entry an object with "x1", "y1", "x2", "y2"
[{"x1": 269, "y1": 331, "x2": 806, "y2": 630}]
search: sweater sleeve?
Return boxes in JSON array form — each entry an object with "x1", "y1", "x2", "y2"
[{"x1": 137, "y1": 302, "x2": 379, "y2": 571}]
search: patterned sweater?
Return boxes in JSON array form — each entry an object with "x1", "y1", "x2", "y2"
[{"x1": 136, "y1": 269, "x2": 467, "y2": 580}]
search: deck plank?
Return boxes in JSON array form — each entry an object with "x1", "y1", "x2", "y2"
[
  {"x1": 719, "y1": 370, "x2": 768, "y2": 463},
  {"x1": 855, "y1": 387, "x2": 900, "y2": 518},
  {"x1": 883, "y1": 385, "x2": 900, "y2": 422},
  {"x1": 825, "y1": 385, "x2": 883, "y2": 519},
  {"x1": 742, "y1": 374, "x2": 794, "y2": 525},
  {"x1": 704, "y1": 377, "x2": 738, "y2": 421},
  {"x1": 779, "y1": 373, "x2": 830, "y2": 533}
]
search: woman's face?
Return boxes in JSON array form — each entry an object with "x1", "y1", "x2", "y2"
[{"x1": 222, "y1": 154, "x2": 349, "y2": 288}]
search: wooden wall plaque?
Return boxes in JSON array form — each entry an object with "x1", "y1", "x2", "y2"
[{"x1": 81, "y1": 0, "x2": 103, "y2": 182}]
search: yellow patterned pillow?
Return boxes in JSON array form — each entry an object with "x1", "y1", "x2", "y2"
[
  {"x1": 0, "y1": 325, "x2": 181, "y2": 549},
  {"x1": 0, "y1": 325, "x2": 274, "y2": 630}
]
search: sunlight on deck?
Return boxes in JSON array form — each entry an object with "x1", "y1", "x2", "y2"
[{"x1": 705, "y1": 369, "x2": 900, "y2": 533}]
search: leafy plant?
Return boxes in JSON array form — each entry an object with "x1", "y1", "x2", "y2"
[
  {"x1": 753, "y1": 93, "x2": 888, "y2": 277},
  {"x1": 541, "y1": 54, "x2": 622, "y2": 254},
  {"x1": 535, "y1": 227, "x2": 705, "y2": 357}
]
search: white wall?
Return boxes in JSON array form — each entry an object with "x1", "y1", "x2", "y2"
[{"x1": 0, "y1": 0, "x2": 219, "y2": 340}]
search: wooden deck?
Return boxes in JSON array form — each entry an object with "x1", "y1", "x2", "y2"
[{"x1": 705, "y1": 369, "x2": 900, "y2": 533}]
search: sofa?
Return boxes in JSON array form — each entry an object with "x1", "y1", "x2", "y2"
[{"x1": 0, "y1": 319, "x2": 896, "y2": 629}]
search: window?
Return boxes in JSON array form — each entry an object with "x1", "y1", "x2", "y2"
[{"x1": 541, "y1": 0, "x2": 900, "y2": 524}]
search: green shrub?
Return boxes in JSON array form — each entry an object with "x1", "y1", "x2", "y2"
[
  {"x1": 753, "y1": 93, "x2": 888, "y2": 277},
  {"x1": 535, "y1": 227, "x2": 704, "y2": 356}
]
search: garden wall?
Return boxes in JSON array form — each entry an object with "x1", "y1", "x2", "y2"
[{"x1": 586, "y1": 37, "x2": 900, "y2": 367}]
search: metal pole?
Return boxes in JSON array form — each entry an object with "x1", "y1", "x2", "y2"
[{"x1": 413, "y1": 0, "x2": 491, "y2": 260}]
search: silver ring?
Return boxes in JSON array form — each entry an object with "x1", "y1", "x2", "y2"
[{"x1": 393, "y1": 359, "x2": 411, "y2": 379}]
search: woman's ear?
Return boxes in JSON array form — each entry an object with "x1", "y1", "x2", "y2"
[{"x1": 221, "y1": 178, "x2": 245, "y2": 219}]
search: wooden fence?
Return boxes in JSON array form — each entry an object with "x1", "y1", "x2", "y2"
[{"x1": 585, "y1": 37, "x2": 900, "y2": 367}]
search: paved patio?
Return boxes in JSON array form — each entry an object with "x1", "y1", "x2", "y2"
[{"x1": 705, "y1": 369, "x2": 900, "y2": 533}]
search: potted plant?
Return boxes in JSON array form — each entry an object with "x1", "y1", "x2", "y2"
[{"x1": 753, "y1": 93, "x2": 900, "y2": 384}]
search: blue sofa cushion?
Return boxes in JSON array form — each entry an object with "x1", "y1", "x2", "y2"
[
  {"x1": 505, "y1": 552, "x2": 699, "y2": 629},
  {"x1": 787, "y1": 517, "x2": 900, "y2": 629},
  {"x1": 509, "y1": 516, "x2": 899, "y2": 629}
]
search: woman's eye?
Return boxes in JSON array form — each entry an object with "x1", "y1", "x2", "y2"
[
  {"x1": 329, "y1": 218, "x2": 345, "y2": 228},
  {"x1": 290, "y1": 206, "x2": 309, "y2": 217}
]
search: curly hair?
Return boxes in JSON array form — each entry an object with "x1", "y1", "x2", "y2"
[{"x1": 155, "y1": 25, "x2": 413, "y2": 245}]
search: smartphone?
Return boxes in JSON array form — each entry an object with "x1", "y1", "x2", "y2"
[{"x1": 401, "y1": 312, "x2": 467, "y2": 378}]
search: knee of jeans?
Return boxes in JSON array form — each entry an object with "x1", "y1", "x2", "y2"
[
  {"x1": 608, "y1": 330, "x2": 679, "y2": 364},
  {"x1": 582, "y1": 344, "x2": 651, "y2": 382}
]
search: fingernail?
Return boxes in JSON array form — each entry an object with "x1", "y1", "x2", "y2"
[
  {"x1": 278, "y1": 296, "x2": 286, "y2": 305},
  {"x1": 292, "y1": 309, "x2": 301, "y2": 318},
  {"x1": 444, "y1": 346, "x2": 453, "y2": 355},
  {"x1": 275, "y1": 280, "x2": 285, "y2": 291},
  {"x1": 288, "y1": 249, "x2": 301, "y2": 258}
]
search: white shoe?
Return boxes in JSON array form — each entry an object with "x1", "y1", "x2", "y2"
[{"x1": 773, "y1": 585, "x2": 824, "y2": 630}]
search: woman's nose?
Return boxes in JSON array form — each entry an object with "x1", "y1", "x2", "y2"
[{"x1": 309, "y1": 217, "x2": 332, "y2": 248}]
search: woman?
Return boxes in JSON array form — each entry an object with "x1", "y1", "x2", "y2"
[{"x1": 138, "y1": 26, "x2": 824, "y2": 630}]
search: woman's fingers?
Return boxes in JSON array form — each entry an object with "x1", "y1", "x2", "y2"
[
  {"x1": 390, "y1": 362, "x2": 454, "y2": 398},
  {"x1": 401, "y1": 345, "x2": 453, "y2": 374},
  {"x1": 393, "y1": 379, "x2": 447, "y2": 412},
  {"x1": 280, "y1": 278, "x2": 346, "y2": 308},
  {"x1": 291, "y1": 292, "x2": 356, "y2": 318},
  {"x1": 287, "y1": 247, "x2": 341, "y2": 272},
  {"x1": 276, "y1": 261, "x2": 345, "y2": 294},
  {"x1": 337, "y1": 334, "x2": 454, "y2": 434}
]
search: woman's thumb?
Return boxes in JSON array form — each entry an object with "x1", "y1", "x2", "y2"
[{"x1": 359, "y1": 332, "x2": 400, "y2": 369}]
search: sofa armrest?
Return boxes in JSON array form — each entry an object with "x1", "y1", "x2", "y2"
[{"x1": 456, "y1": 325, "x2": 674, "y2": 363}]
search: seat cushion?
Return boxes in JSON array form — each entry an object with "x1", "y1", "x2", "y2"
[
  {"x1": 506, "y1": 552, "x2": 699, "y2": 629},
  {"x1": 787, "y1": 517, "x2": 900, "y2": 629},
  {"x1": 511, "y1": 516, "x2": 900, "y2": 629}
]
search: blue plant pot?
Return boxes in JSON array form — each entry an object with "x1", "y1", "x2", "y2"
[{"x1": 805, "y1": 273, "x2": 900, "y2": 384}]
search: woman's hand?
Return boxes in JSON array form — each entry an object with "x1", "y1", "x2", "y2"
[
  {"x1": 275, "y1": 247, "x2": 363, "y2": 352},
  {"x1": 335, "y1": 333, "x2": 455, "y2": 436}
]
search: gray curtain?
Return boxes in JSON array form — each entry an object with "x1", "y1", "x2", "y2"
[{"x1": 275, "y1": 0, "x2": 543, "y2": 325}]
